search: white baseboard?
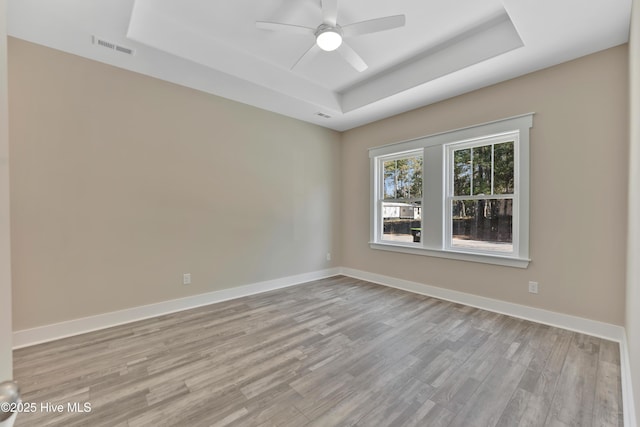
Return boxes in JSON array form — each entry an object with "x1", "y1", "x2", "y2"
[
  {"x1": 12, "y1": 267, "x2": 341, "y2": 349},
  {"x1": 339, "y1": 267, "x2": 625, "y2": 342},
  {"x1": 12, "y1": 266, "x2": 636, "y2": 427},
  {"x1": 620, "y1": 333, "x2": 638, "y2": 427},
  {"x1": 14, "y1": 265, "x2": 625, "y2": 347}
]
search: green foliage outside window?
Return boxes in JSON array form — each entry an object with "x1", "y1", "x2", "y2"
[{"x1": 383, "y1": 156, "x2": 423, "y2": 200}]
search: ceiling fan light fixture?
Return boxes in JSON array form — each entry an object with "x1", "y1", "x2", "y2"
[
  {"x1": 316, "y1": 28, "x2": 342, "y2": 51},
  {"x1": 256, "y1": 3, "x2": 406, "y2": 71}
]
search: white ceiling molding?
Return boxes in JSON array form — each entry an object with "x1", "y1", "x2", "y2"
[
  {"x1": 7, "y1": 0, "x2": 632, "y2": 131},
  {"x1": 340, "y1": 11, "x2": 523, "y2": 112},
  {"x1": 127, "y1": 0, "x2": 343, "y2": 113}
]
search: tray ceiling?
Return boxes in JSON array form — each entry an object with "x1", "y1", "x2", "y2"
[{"x1": 7, "y1": 0, "x2": 632, "y2": 131}]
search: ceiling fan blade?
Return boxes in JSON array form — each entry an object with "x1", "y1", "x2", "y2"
[
  {"x1": 337, "y1": 42, "x2": 368, "y2": 72},
  {"x1": 321, "y1": 0, "x2": 338, "y2": 26},
  {"x1": 256, "y1": 21, "x2": 315, "y2": 36},
  {"x1": 342, "y1": 15, "x2": 406, "y2": 38},
  {"x1": 291, "y1": 42, "x2": 321, "y2": 70}
]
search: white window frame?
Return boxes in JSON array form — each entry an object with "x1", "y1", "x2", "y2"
[
  {"x1": 369, "y1": 113, "x2": 533, "y2": 268},
  {"x1": 444, "y1": 132, "x2": 520, "y2": 256},
  {"x1": 376, "y1": 149, "x2": 424, "y2": 246}
]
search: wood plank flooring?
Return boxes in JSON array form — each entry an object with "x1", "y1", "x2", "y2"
[{"x1": 12, "y1": 276, "x2": 623, "y2": 426}]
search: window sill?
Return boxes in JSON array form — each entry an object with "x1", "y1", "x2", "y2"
[{"x1": 369, "y1": 242, "x2": 530, "y2": 268}]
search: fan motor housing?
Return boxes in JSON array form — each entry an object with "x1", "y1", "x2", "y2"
[{"x1": 315, "y1": 24, "x2": 343, "y2": 51}]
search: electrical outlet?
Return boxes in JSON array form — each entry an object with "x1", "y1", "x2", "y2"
[
  {"x1": 183, "y1": 273, "x2": 191, "y2": 285},
  {"x1": 528, "y1": 281, "x2": 538, "y2": 294},
  {"x1": 326, "y1": 253, "x2": 331, "y2": 261}
]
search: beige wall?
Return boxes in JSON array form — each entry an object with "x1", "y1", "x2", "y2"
[
  {"x1": 7, "y1": 37, "x2": 631, "y2": 332},
  {"x1": 1, "y1": 0, "x2": 13, "y2": 380},
  {"x1": 627, "y1": 0, "x2": 640, "y2": 419},
  {"x1": 341, "y1": 45, "x2": 629, "y2": 326},
  {"x1": 8, "y1": 38, "x2": 342, "y2": 331}
]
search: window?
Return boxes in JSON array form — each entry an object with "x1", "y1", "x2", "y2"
[
  {"x1": 370, "y1": 114, "x2": 532, "y2": 268},
  {"x1": 446, "y1": 135, "x2": 517, "y2": 254},
  {"x1": 380, "y1": 152, "x2": 423, "y2": 244}
]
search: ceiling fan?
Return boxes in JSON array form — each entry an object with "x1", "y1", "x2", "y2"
[{"x1": 256, "y1": 0, "x2": 405, "y2": 72}]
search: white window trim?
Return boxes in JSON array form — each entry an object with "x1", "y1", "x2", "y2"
[{"x1": 369, "y1": 113, "x2": 533, "y2": 269}]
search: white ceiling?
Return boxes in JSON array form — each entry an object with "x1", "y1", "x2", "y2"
[{"x1": 7, "y1": 0, "x2": 632, "y2": 131}]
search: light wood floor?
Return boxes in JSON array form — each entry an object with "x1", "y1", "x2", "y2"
[{"x1": 13, "y1": 276, "x2": 623, "y2": 427}]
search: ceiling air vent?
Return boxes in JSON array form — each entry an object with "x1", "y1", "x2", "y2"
[
  {"x1": 92, "y1": 36, "x2": 135, "y2": 56},
  {"x1": 316, "y1": 112, "x2": 331, "y2": 119},
  {"x1": 115, "y1": 45, "x2": 134, "y2": 55}
]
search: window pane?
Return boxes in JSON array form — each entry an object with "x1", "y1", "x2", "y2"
[
  {"x1": 384, "y1": 160, "x2": 396, "y2": 199},
  {"x1": 472, "y1": 145, "x2": 492, "y2": 195},
  {"x1": 494, "y1": 141, "x2": 514, "y2": 194},
  {"x1": 383, "y1": 156, "x2": 423, "y2": 200},
  {"x1": 453, "y1": 148, "x2": 471, "y2": 196},
  {"x1": 382, "y1": 201, "x2": 422, "y2": 243},
  {"x1": 451, "y1": 199, "x2": 513, "y2": 252}
]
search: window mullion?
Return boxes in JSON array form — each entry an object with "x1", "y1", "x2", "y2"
[
  {"x1": 470, "y1": 148, "x2": 474, "y2": 196},
  {"x1": 491, "y1": 143, "x2": 495, "y2": 195},
  {"x1": 394, "y1": 159, "x2": 398, "y2": 199},
  {"x1": 450, "y1": 194, "x2": 513, "y2": 201}
]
